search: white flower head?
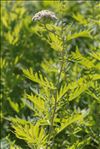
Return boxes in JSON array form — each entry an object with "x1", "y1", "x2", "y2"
[{"x1": 32, "y1": 10, "x2": 57, "y2": 21}]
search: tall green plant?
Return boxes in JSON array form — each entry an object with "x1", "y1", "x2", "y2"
[
  {"x1": 10, "y1": 3, "x2": 100, "y2": 148},
  {"x1": 1, "y1": 1, "x2": 100, "y2": 149}
]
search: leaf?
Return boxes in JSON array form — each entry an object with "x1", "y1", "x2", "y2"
[
  {"x1": 23, "y1": 68, "x2": 56, "y2": 89},
  {"x1": 90, "y1": 74, "x2": 100, "y2": 80},
  {"x1": 8, "y1": 99, "x2": 20, "y2": 113},
  {"x1": 5, "y1": 32, "x2": 13, "y2": 44},
  {"x1": 11, "y1": 119, "x2": 47, "y2": 148},
  {"x1": 0, "y1": 138, "x2": 10, "y2": 149},
  {"x1": 21, "y1": 98, "x2": 34, "y2": 111},
  {"x1": 46, "y1": 24, "x2": 61, "y2": 33},
  {"x1": 73, "y1": 13, "x2": 88, "y2": 25},
  {"x1": 71, "y1": 47, "x2": 95, "y2": 69},
  {"x1": 10, "y1": 145, "x2": 22, "y2": 149},
  {"x1": 31, "y1": 24, "x2": 46, "y2": 36},
  {"x1": 56, "y1": 75, "x2": 95, "y2": 102},
  {"x1": 69, "y1": 84, "x2": 88, "y2": 101},
  {"x1": 41, "y1": 59, "x2": 58, "y2": 73},
  {"x1": 56, "y1": 113, "x2": 84, "y2": 135},
  {"x1": 56, "y1": 84, "x2": 69, "y2": 101},
  {"x1": 14, "y1": 56, "x2": 19, "y2": 65},
  {"x1": 67, "y1": 30, "x2": 92, "y2": 41},
  {"x1": 86, "y1": 90, "x2": 100, "y2": 103},
  {"x1": 68, "y1": 137, "x2": 91, "y2": 149},
  {"x1": 26, "y1": 94, "x2": 45, "y2": 113},
  {"x1": 89, "y1": 51, "x2": 100, "y2": 61},
  {"x1": 0, "y1": 58, "x2": 8, "y2": 69},
  {"x1": 11, "y1": 117, "x2": 31, "y2": 125},
  {"x1": 48, "y1": 32, "x2": 63, "y2": 51}
]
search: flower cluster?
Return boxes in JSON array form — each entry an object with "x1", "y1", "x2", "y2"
[{"x1": 32, "y1": 10, "x2": 57, "y2": 21}]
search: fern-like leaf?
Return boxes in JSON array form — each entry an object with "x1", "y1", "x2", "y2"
[
  {"x1": 67, "y1": 30, "x2": 92, "y2": 41},
  {"x1": 11, "y1": 119, "x2": 47, "y2": 148},
  {"x1": 73, "y1": 13, "x2": 88, "y2": 25},
  {"x1": 56, "y1": 113, "x2": 84, "y2": 136},
  {"x1": 48, "y1": 32, "x2": 63, "y2": 51},
  {"x1": 26, "y1": 93, "x2": 45, "y2": 113},
  {"x1": 23, "y1": 68, "x2": 56, "y2": 89}
]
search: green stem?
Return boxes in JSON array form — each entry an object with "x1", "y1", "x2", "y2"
[
  {"x1": 50, "y1": 23, "x2": 65, "y2": 148},
  {"x1": 45, "y1": 19, "x2": 65, "y2": 148}
]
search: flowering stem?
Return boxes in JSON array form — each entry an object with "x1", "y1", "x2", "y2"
[{"x1": 46, "y1": 22, "x2": 65, "y2": 148}]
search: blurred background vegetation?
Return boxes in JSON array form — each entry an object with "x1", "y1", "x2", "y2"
[{"x1": 1, "y1": 0, "x2": 100, "y2": 149}]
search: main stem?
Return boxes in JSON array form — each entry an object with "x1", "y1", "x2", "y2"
[{"x1": 49, "y1": 23, "x2": 65, "y2": 148}]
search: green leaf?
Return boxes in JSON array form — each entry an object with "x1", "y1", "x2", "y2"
[
  {"x1": 69, "y1": 85, "x2": 87, "y2": 101},
  {"x1": 73, "y1": 13, "x2": 88, "y2": 25},
  {"x1": 8, "y1": 99, "x2": 20, "y2": 113},
  {"x1": 56, "y1": 84, "x2": 69, "y2": 101},
  {"x1": 0, "y1": 58, "x2": 7, "y2": 69},
  {"x1": 41, "y1": 59, "x2": 58, "y2": 73},
  {"x1": 89, "y1": 51, "x2": 100, "y2": 61},
  {"x1": 90, "y1": 74, "x2": 100, "y2": 80},
  {"x1": 56, "y1": 113, "x2": 84, "y2": 135},
  {"x1": 56, "y1": 75, "x2": 94, "y2": 102},
  {"x1": 11, "y1": 119, "x2": 47, "y2": 148},
  {"x1": 21, "y1": 98, "x2": 34, "y2": 111},
  {"x1": 71, "y1": 47, "x2": 95, "y2": 69},
  {"x1": 23, "y1": 68, "x2": 56, "y2": 89},
  {"x1": 48, "y1": 32, "x2": 63, "y2": 51},
  {"x1": 86, "y1": 90, "x2": 100, "y2": 103},
  {"x1": 26, "y1": 93, "x2": 46, "y2": 113},
  {"x1": 67, "y1": 137, "x2": 91, "y2": 149},
  {"x1": 67, "y1": 30, "x2": 92, "y2": 41}
]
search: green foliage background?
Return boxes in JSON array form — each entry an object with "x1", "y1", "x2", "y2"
[{"x1": 1, "y1": 0, "x2": 100, "y2": 149}]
